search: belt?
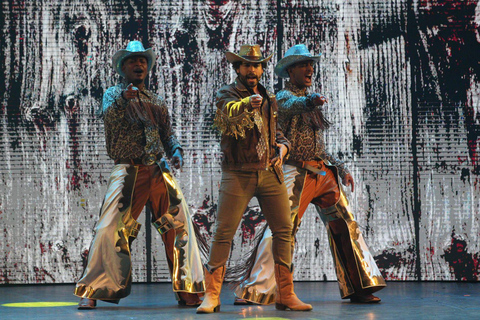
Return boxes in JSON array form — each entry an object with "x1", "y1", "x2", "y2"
[
  {"x1": 285, "y1": 159, "x2": 326, "y2": 176},
  {"x1": 115, "y1": 153, "x2": 161, "y2": 166}
]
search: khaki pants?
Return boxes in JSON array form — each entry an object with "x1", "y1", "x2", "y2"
[{"x1": 207, "y1": 168, "x2": 293, "y2": 270}]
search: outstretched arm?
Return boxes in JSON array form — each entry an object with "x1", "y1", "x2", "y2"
[{"x1": 213, "y1": 87, "x2": 259, "y2": 139}]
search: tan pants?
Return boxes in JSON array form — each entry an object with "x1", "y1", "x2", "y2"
[{"x1": 207, "y1": 168, "x2": 293, "y2": 270}]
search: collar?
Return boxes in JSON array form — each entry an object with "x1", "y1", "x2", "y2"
[
  {"x1": 285, "y1": 81, "x2": 308, "y2": 97},
  {"x1": 234, "y1": 78, "x2": 249, "y2": 92},
  {"x1": 234, "y1": 77, "x2": 267, "y2": 96}
]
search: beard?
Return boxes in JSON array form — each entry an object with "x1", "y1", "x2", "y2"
[{"x1": 238, "y1": 73, "x2": 260, "y2": 88}]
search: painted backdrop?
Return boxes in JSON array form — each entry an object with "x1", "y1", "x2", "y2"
[{"x1": 0, "y1": 0, "x2": 479, "y2": 284}]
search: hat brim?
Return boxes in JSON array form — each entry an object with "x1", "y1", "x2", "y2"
[
  {"x1": 112, "y1": 48, "x2": 156, "y2": 77},
  {"x1": 274, "y1": 54, "x2": 321, "y2": 78},
  {"x1": 225, "y1": 52, "x2": 273, "y2": 64}
]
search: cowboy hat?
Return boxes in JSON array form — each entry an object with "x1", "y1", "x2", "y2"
[
  {"x1": 225, "y1": 44, "x2": 273, "y2": 64},
  {"x1": 112, "y1": 41, "x2": 156, "y2": 77},
  {"x1": 274, "y1": 44, "x2": 321, "y2": 78}
]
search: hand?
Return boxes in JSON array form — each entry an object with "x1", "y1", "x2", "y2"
[
  {"x1": 250, "y1": 94, "x2": 263, "y2": 109},
  {"x1": 122, "y1": 83, "x2": 139, "y2": 100},
  {"x1": 171, "y1": 149, "x2": 184, "y2": 169},
  {"x1": 342, "y1": 173, "x2": 354, "y2": 192},
  {"x1": 311, "y1": 93, "x2": 327, "y2": 106},
  {"x1": 271, "y1": 143, "x2": 288, "y2": 167}
]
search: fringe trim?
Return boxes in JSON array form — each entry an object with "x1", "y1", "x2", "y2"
[
  {"x1": 301, "y1": 108, "x2": 331, "y2": 131},
  {"x1": 192, "y1": 219, "x2": 210, "y2": 261},
  {"x1": 213, "y1": 108, "x2": 256, "y2": 139},
  {"x1": 225, "y1": 223, "x2": 269, "y2": 287}
]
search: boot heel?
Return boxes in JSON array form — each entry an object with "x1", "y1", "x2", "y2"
[
  {"x1": 213, "y1": 305, "x2": 220, "y2": 312},
  {"x1": 275, "y1": 303, "x2": 287, "y2": 310}
]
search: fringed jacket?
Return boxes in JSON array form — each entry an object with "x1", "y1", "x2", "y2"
[{"x1": 214, "y1": 78, "x2": 290, "y2": 171}]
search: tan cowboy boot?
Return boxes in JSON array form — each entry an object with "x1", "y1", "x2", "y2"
[
  {"x1": 274, "y1": 264, "x2": 312, "y2": 311},
  {"x1": 196, "y1": 266, "x2": 225, "y2": 314}
]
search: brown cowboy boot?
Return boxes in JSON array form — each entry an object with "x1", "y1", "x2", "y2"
[
  {"x1": 196, "y1": 266, "x2": 225, "y2": 313},
  {"x1": 177, "y1": 292, "x2": 202, "y2": 307},
  {"x1": 78, "y1": 298, "x2": 96, "y2": 309},
  {"x1": 350, "y1": 293, "x2": 381, "y2": 303},
  {"x1": 274, "y1": 264, "x2": 312, "y2": 311}
]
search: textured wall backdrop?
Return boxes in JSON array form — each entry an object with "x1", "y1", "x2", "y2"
[{"x1": 0, "y1": 0, "x2": 479, "y2": 284}]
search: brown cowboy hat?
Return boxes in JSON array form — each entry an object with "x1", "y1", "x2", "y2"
[{"x1": 225, "y1": 44, "x2": 273, "y2": 64}]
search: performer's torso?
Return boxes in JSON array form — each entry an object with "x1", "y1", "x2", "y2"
[
  {"x1": 277, "y1": 82, "x2": 325, "y2": 162},
  {"x1": 216, "y1": 79, "x2": 279, "y2": 171},
  {"x1": 102, "y1": 83, "x2": 173, "y2": 161}
]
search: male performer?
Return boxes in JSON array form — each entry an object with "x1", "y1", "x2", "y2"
[
  {"x1": 234, "y1": 44, "x2": 386, "y2": 305},
  {"x1": 196, "y1": 44, "x2": 312, "y2": 313},
  {"x1": 74, "y1": 41, "x2": 204, "y2": 309}
]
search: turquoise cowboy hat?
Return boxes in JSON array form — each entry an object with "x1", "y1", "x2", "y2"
[
  {"x1": 274, "y1": 44, "x2": 321, "y2": 78},
  {"x1": 112, "y1": 41, "x2": 156, "y2": 77}
]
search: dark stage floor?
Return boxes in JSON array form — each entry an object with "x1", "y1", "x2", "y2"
[{"x1": 0, "y1": 282, "x2": 478, "y2": 320}]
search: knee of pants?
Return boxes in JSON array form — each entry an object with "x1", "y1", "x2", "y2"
[
  {"x1": 270, "y1": 220, "x2": 293, "y2": 236},
  {"x1": 212, "y1": 228, "x2": 236, "y2": 244},
  {"x1": 271, "y1": 227, "x2": 293, "y2": 244}
]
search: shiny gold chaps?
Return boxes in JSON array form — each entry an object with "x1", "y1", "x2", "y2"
[
  {"x1": 235, "y1": 162, "x2": 386, "y2": 304},
  {"x1": 74, "y1": 162, "x2": 204, "y2": 302}
]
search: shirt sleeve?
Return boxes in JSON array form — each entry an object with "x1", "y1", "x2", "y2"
[
  {"x1": 156, "y1": 97, "x2": 182, "y2": 158},
  {"x1": 103, "y1": 87, "x2": 129, "y2": 160},
  {"x1": 276, "y1": 90, "x2": 316, "y2": 125}
]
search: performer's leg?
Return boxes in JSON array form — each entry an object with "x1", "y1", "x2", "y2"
[
  {"x1": 234, "y1": 165, "x2": 313, "y2": 305},
  {"x1": 324, "y1": 204, "x2": 384, "y2": 302},
  {"x1": 145, "y1": 164, "x2": 169, "y2": 221},
  {"x1": 76, "y1": 164, "x2": 147, "y2": 308},
  {"x1": 146, "y1": 165, "x2": 202, "y2": 306},
  {"x1": 295, "y1": 172, "x2": 318, "y2": 221},
  {"x1": 207, "y1": 170, "x2": 257, "y2": 270},
  {"x1": 130, "y1": 165, "x2": 154, "y2": 220},
  {"x1": 155, "y1": 218, "x2": 202, "y2": 306},
  {"x1": 197, "y1": 170, "x2": 256, "y2": 313},
  {"x1": 257, "y1": 169, "x2": 312, "y2": 311},
  {"x1": 328, "y1": 219, "x2": 363, "y2": 291},
  {"x1": 312, "y1": 164, "x2": 385, "y2": 302},
  {"x1": 256, "y1": 170, "x2": 292, "y2": 268}
]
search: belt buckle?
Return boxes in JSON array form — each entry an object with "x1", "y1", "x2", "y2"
[
  {"x1": 153, "y1": 215, "x2": 174, "y2": 234},
  {"x1": 142, "y1": 153, "x2": 157, "y2": 165}
]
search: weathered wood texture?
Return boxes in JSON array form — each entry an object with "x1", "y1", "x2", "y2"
[{"x1": 0, "y1": 0, "x2": 478, "y2": 284}]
